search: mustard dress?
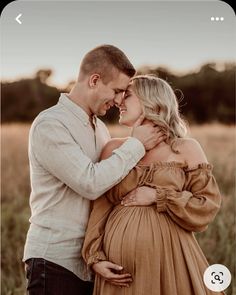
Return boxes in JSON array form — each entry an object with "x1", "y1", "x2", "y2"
[{"x1": 82, "y1": 162, "x2": 224, "y2": 295}]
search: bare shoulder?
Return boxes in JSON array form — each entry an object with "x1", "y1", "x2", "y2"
[
  {"x1": 100, "y1": 137, "x2": 129, "y2": 160},
  {"x1": 177, "y1": 138, "x2": 208, "y2": 166},
  {"x1": 178, "y1": 138, "x2": 204, "y2": 153}
]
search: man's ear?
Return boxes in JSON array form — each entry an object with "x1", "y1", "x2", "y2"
[{"x1": 89, "y1": 74, "x2": 101, "y2": 88}]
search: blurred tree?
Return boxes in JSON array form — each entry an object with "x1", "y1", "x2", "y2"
[
  {"x1": 35, "y1": 69, "x2": 53, "y2": 84},
  {"x1": 1, "y1": 75, "x2": 59, "y2": 122},
  {"x1": 1, "y1": 63, "x2": 235, "y2": 124},
  {"x1": 134, "y1": 62, "x2": 235, "y2": 124}
]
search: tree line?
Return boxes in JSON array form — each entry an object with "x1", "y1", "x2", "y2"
[{"x1": 1, "y1": 63, "x2": 235, "y2": 124}]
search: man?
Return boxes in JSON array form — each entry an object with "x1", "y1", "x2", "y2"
[{"x1": 23, "y1": 45, "x2": 162, "y2": 295}]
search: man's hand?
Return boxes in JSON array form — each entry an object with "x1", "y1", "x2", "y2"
[
  {"x1": 132, "y1": 124, "x2": 166, "y2": 151},
  {"x1": 121, "y1": 186, "x2": 156, "y2": 206},
  {"x1": 92, "y1": 261, "x2": 132, "y2": 287}
]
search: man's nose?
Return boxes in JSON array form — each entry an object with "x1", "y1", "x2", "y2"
[{"x1": 114, "y1": 93, "x2": 124, "y2": 107}]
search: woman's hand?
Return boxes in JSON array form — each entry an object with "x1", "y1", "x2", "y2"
[
  {"x1": 92, "y1": 261, "x2": 132, "y2": 287},
  {"x1": 121, "y1": 186, "x2": 156, "y2": 206}
]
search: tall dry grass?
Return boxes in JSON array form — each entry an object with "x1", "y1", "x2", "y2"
[
  {"x1": 1, "y1": 123, "x2": 235, "y2": 295},
  {"x1": 1, "y1": 124, "x2": 30, "y2": 295}
]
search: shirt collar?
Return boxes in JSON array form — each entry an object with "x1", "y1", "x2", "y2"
[{"x1": 58, "y1": 93, "x2": 97, "y2": 127}]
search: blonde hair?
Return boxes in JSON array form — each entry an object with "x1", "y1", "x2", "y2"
[{"x1": 131, "y1": 74, "x2": 187, "y2": 153}]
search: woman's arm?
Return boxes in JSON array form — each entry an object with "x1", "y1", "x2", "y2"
[
  {"x1": 154, "y1": 138, "x2": 222, "y2": 232},
  {"x1": 121, "y1": 138, "x2": 222, "y2": 232},
  {"x1": 82, "y1": 137, "x2": 134, "y2": 286},
  {"x1": 82, "y1": 138, "x2": 128, "y2": 265}
]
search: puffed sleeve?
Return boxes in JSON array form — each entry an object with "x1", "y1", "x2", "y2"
[
  {"x1": 82, "y1": 195, "x2": 113, "y2": 266},
  {"x1": 154, "y1": 163, "x2": 222, "y2": 232},
  {"x1": 82, "y1": 167, "x2": 141, "y2": 266}
]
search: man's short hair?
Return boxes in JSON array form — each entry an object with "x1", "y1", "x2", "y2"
[{"x1": 79, "y1": 44, "x2": 136, "y2": 83}]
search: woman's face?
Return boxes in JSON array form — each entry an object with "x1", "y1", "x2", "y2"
[{"x1": 119, "y1": 83, "x2": 143, "y2": 127}]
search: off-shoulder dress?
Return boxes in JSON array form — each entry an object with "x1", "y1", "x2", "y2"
[{"x1": 82, "y1": 162, "x2": 223, "y2": 295}]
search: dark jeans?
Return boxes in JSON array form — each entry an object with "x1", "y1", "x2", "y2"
[{"x1": 25, "y1": 258, "x2": 94, "y2": 295}]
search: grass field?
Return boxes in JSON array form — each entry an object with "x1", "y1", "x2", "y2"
[{"x1": 1, "y1": 123, "x2": 235, "y2": 295}]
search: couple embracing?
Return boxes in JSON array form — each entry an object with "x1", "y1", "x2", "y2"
[{"x1": 23, "y1": 45, "x2": 223, "y2": 295}]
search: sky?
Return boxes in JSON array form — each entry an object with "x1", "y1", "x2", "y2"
[{"x1": 1, "y1": 0, "x2": 235, "y2": 87}]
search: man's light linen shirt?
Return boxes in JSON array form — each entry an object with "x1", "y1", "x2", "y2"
[{"x1": 23, "y1": 93, "x2": 145, "y2": 280}]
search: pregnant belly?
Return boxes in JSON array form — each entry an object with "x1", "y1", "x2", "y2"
[{"x1": 103, "y1": 204, "x2": 163, "y2": 271}]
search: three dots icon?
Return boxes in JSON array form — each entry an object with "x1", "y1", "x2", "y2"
[{"x1": 211, "y1": 17, "x2": 224, "y2": 21}]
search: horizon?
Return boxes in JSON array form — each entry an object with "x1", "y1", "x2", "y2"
[{"x1": 1, "y1": 60, "x2": 235, "y2": 89}]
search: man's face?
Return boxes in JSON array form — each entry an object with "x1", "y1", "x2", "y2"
[{"x1": 90, "y1": 72, "x2": 131, "y2": 116}]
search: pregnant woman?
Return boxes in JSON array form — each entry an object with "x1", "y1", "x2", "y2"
[{"x1": 82, "y1": 75, "x2": 224, "y2": 295}]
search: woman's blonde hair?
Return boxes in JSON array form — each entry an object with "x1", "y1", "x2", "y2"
[{"x1": 130, "y1": 74, "x2": 187, "y2": 153}]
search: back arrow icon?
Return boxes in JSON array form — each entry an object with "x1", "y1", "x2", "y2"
[{"x1": 16, "y1": 13, "x2": 22, "y2": 24}]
